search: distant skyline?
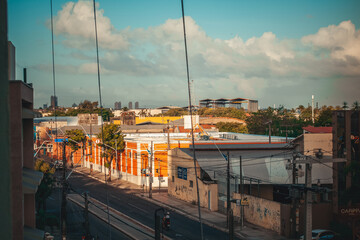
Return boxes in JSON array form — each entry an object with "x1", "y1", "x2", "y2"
[{"x1": 8, "y1": 0, "x2": 360, "y2": 109}]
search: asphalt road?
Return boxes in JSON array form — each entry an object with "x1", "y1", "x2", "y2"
[
  {"x1": 46, "y1": 187, "x2": 131, "y2": 239},
  {"x1": 68, "y1": 171, "x2": 238, "y2": 240}
]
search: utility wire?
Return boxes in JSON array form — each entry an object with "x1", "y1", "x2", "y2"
[
  {"x1": 92, "y1": 1, "x2": 111, "y2": 239},
  {"x1": 49, "y1": 0, "x2": 58, "y2": 161},
  {"x1": 180, "y1": 1, "x2": 204, "y2": 239}
]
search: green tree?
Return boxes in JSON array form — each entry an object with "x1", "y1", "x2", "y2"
[
  {"x1": 216, "y1": 122, "x2": 248, "y2": 133},
  {"x1": 160, "y1": 108, "x2": 189, "y2": 116},
  {"x1": 298, "y1": 106, "x2": 313, "y2": 123},
  {"x1": 342, "y1": 101, "x2": 349, "y2": 110},
  {"x1": 198, "y1": 107, "x2": 246, "y2": 120},
  {"x1": 35, "y1": 159, "x2": 56, "y2": 229},
  {"x1": 66, "y1": 129, "x2": 86, "y2": 167},
  {"x1": 315, "y1": 106, "x2": 333, "y2": 127},
  {"x1": 352, "y1": 101, "x2": 359, "y2": 111},
  {"x1": 97, "y1": 124, "x2": 125, "y2": 181},
  {"x1": 246, "y1": 107, "x2": 275, "y2": 135},
  {"x1": 246, "y1": 107, "x2": 305, "y2": 137},
  {"x1": 78, "y1": 100, "x2": 98, "y2": 110}
]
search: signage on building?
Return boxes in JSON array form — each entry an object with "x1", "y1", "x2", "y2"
[
  {"x1": 55, "y1": 138, "x2": 68, "y2": 143},
  {"x1": 340, "y1": 207, "x2": 360, "y2": 217},
  {"x1": 241, "y1": 197, "x2": 249, "y2": 206},
  {"x1": 177, "y1": 167, "x2": 188, "y2": 180}
]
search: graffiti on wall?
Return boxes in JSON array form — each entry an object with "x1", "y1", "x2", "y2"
[{"x1": 233, "y1": 193, "x2": 281, "y2": 234}]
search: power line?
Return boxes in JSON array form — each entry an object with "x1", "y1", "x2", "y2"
[
  {"x1": 180, "y1": 0, "x2": 204, "y2": 239},
  {"x1": 92, "y1": 0, "x2": 111, "y2": 239}
]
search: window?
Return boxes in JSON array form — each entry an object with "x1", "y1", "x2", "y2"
[
  {"x1": 190, "y1": 180, "x2": 193, "y2": 188},
  {"x1": 134, "y1": 153, "x2": 137, "y2": 159},
  {"x1": 129, "y1": 152, "x2": 131, "y2": 158},
  {"x1": 172, "y1": 176, "x2": 174, "y2": 182}
]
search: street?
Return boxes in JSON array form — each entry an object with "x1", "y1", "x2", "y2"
[
  {"x1": 68, "y1": 171, "x2": 239, "y2": 240},
  {"x1": 46, "y1": 187, "x2": 131, "y2": 239}
]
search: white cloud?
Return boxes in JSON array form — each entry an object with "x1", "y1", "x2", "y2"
[
  {"x1": 45, "y1": 1, "x2": 360, "y2": 107},
  {"x1": 52, "y1": 0, "x2": 128, "y2": 50},
  {"x1": 302, "y1": 20, "x2": 360, "y2": 62},
  {"x1": 226, "y1": 32, "x2": 294, "y2": 62}
]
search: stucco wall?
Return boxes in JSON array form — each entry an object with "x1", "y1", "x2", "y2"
[
  {"x1": 168, "y1": 149, "x2": 219, "y2": 211},
  {"x1": 303, "y1": 133, "x2": 332, "y2": 156},
  {"x1": 232, "y1": 193, "x2": 281, "y2": 234}
]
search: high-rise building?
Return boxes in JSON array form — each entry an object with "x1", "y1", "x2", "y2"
[
  {"x1": 43, "y1": 104, "x2": 47, "y2": 109},
  {"x1": 128, "y1": 101, "x2": 133, "y2": 109},
  {"x1": 50, "y1": 95, "x2": 58, "y2": 108},
  {"x1": 114, "y1": 101, "x2": 121, "y2": 110},
  {"x1": 135, "y1": 101, "x2": 139, "y2": 109}
]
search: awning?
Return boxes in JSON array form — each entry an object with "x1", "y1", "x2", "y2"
[{"x1": 23, "y1": 167, "x2": 43, "y2": 194}]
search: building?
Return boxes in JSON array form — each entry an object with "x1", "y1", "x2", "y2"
[
  {"x1": 128, "y1": 101, "x2": 133, "y2": 109},
  {"x1": 43, "y1": 103, "x2": 48, "y2": 109},
  {"x1": 169, "y1": 131, "x2": 337, "y2": 237},
  {"x1": 114, "y1": 101, "x2": 121, "y2": 110},
  {"x1": 199, "y1": 97, "x2": 258, "y2": 112},
  {"x1": 120, "y1": 111, "x2": 136, "y2": 125},
  {"x1": 332, "y1": 110, "x2": 360, "y2": 237},
  {"x1": 9, "y1": 81, "x2": 44, "y2": 239},
  {"x1": 135, "y1": 101, "x2": 139, "y2": 109},
  {"x1": 1, "y1": 3, "x2": 11, "y2": 237},
  {"x1": 50, "y1": 95, "x2": 58, "y2": 108}
]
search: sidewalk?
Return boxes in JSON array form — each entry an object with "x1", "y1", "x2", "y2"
[{"x1": 73, "y1": 166, "x2": 290, "y2": 240}]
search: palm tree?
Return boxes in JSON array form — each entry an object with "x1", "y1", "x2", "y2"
[
  {"x1": 352, "y1": 101, "x2": 359, "y2": 111},
  {"x1": 342, "y1": 101, "x2": 349, "y2": 110}
]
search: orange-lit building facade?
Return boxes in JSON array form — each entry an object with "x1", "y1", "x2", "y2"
[{"x1": 46, "y1": 134, "x2": 191, "y2": 187}]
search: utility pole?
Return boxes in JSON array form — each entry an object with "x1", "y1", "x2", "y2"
[
  {"x1": 84, "y1": 192, "x2": 90, "y2": 240},
  {"x1": 304, "y1": 162, "x2": 312, "y2": 240},
  {"x1": 240, "y1": 156, "x2": 244, "y2": 228},
  {"x1": 115, "y1": 139, "x2": 118, "y2": 178},
  {"x1": 158, "y1": 158, "x2": 161, "y2": 193},
  {"x1": 149, "y1": 141, "x2": 153, "y2": 199},
  {"x1": 291, "y1": 155, "x2": 297, "y2": 238},
  {"x1": 268, "y1": 121, "x2": 272, "y2": 144},
  {"x1": 167, "y1": 119, "x2": 170, "y2": 151},
  {"x1": 227, "y1": 151, "x2": 230, "y2": 227},
  {"x1": 311, "y1": 95, "x2": 315, "y2": 125},
  {"x1": 61, "y1": 141, "x2": 67, "y2": 240},
  {"x1": 229, "y1": 209, "x2": 234, "y2": 240}
]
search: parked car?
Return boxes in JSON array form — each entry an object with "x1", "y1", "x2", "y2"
[{"x1": 299, "y1": 229, "x2": 340, "y2": 240}]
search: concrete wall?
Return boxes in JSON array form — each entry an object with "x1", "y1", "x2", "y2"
[
  {"x1": 232, "y1": 193, "x2": 282, "y2": 234},
  {"x1": 168, "y1": 149, "x2": 219, "y2": 211},
  {"x1": 303, "y1": 133, "x2": 332, "y2": 156}
]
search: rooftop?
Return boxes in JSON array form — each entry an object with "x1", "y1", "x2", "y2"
[{"x1": 303, "y1": 126, "x2": 333, "y2": 134}]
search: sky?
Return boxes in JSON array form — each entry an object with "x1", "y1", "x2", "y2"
[{"x1": 8, "y1": 0, "x2": 360, "y2": 109}]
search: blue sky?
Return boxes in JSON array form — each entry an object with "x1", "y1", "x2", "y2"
[{"x1": 8, "y1": 0, "x2": 360, "y2": 109}]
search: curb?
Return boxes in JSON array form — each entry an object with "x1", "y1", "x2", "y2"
[
  {"x1": 73, "y1": 169, "x2": 142, "y2": 190},
  {"x1": 74, "y1": 168, "x2": 249, "y2": 239},
  {"x1": 137, "y1": 194, "x2": 248, "y2": 239}
]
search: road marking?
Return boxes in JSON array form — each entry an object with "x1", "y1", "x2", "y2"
[{"x1": 128, "y1": 203, "x2": 149, "y2": 214}]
